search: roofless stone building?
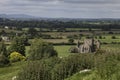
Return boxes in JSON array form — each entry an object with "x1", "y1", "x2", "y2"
[{"x1": 69, "y1": 39, "x2": 100, "y2": 53}]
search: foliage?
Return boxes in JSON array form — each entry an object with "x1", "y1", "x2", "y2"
[
  {"x1": 0, "y1": 41, "x2": 8, "y2": 57},
  {"x1": 1, "y1": 18, "x2": 120, "y2": 30},
  {"x1": 99, "y1": 35, "x2": 102, "y2": 39},
  {"x1": 17, "y1": 54, "x2": 94, "y2": 80},
  {"x1": 17, "y1": 57, "x2": 61, "y2": 80},
  {"x1": 28, "y1": 39, "x2": 58, "y2": 60},
  {"x1": 8, "y1": 37, "x2": 25, "y2": 56},
  {"x1": 1, "y1": 44, "x2": 120, "y2": 80},
  {"x1": 27, "y1": 28, "x2": 38, "y2": 38},
  {"x1": 0, "y1": 42, "x2": 9, "y2": 67},
  {"x1": 68, "y1": 38, "x2": 74, "y2": 43},
  {"x1": 9, "y1": 52, "x2": 26, "y2": 62},
  {"x1": 20, "y1": 35, "x2": 29, "y2": 46},
  {"x1": 111, "y1": 36, "x2": 116, "y2": 39},
  {"x1": 0, "y1": 54, "x2": 9, "y2": 67},
  {"x1": 52, "y1": 54, "x2": 94, "y2": 80},
  {"x1": 94, "y1": 50, "x2": 120, "y2": 80}
]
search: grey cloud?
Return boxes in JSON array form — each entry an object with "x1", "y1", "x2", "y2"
[
  {"x1": 0, "y1": 0, "x2": 120, "y2": 18},
  {"x1": 27, "y1": 0, "x2": 119, "y2": 4}
]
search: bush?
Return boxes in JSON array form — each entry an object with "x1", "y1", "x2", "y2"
[
  {"x1": 99, "y1": 36, "x2": 102, "y2": 39},
  {"x1": 111, "y1": 36, "x2": 116, "y2": 39},
  {"x1": 9, "y1": 52, "x2": 26, "y2": 62},
  {"x1": 17, "y1": 53, "x2": 95, "y2": 80},
  {"x1": 17, "y1": 57, "x2": 61, "y2": 80}
]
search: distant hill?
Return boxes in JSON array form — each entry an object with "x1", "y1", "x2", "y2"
[
  {"x1": 0, "y1": 14, "x2": 120, "y2": 21},
  {"x1": 0, "y1": 14, "x2": 36, "y2": 19}
]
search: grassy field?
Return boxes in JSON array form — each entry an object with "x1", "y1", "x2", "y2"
[
  {"x1": 54, "y1": 45, "x2": 72, "y2": 57},
  {"x1": 25, "y1": 45, "x2": 72, "y2": 57}
]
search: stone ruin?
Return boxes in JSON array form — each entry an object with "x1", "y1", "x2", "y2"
[{"x1": 69, "y1": 39, "x2": 101, "y2": 53}]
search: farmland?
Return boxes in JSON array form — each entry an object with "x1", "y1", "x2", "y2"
[{"x1": 0, "y1": 19, "x2": 120, "y2": 80}]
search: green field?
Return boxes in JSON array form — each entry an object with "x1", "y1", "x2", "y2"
[{"x1": 54, "y1": 45, "x2": 72, "y2": 57}]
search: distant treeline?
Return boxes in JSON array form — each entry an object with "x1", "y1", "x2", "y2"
[{"x1": 0, "y1": 18, "x2": 120, "y2": 30}]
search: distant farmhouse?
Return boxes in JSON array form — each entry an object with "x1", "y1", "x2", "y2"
[
  {"x1": 1, "y1": 36, "x2": 10, "y2": 42},
  {"x1": 4, "y1": 26, "x2": 9, "y2": 29},
  {"x1": 69, "y1": 39, "x2": 101, "y2": 53}
]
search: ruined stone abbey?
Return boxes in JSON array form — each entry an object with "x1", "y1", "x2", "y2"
[{"x1": 69, "y1": 39, "x2": 101, "y2": 53}]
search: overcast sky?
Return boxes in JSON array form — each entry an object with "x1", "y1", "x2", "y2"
[{"x1": 0, "y1": 0, "x2": 120, "y2": 18}]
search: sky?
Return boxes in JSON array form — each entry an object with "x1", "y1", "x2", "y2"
[{"x1": 0, "y1": 0, "x2": 120, "y2": 18}]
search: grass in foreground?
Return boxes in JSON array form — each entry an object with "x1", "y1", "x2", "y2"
[
  {"x1": 65, "y1": 71, "x2": 93, "y2": 80},
  {"x1": 0, "y1": 62, "x2": 25, "y2": 80}
]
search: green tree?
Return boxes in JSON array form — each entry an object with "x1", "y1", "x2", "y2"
[
  {"x1": 68, "y1": 38, "x2": 74, "y2": 43},
  {"x1": 0, "y1": 41, "x2": 7, "y2": 57},
  {"x1": 27, "y1": 28, "x2": 38, "y2": 38},
  {"x1": 21, "y1": 35, "x2": 29, "y2": 46},
  {"x1": 8, "y1": 37, "x2": 25, "y2": 56},
  {"x1": 28, "y1": 39, "x2": 58, "y2": 60},
  {"x1": 0, "y1": 42, "x2": 9, "y2": 67}
]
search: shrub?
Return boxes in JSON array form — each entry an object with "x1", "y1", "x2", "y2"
[
  {"x1": 17, "y1": 57, "x2": 61, "y2": 80},
  {"x1": 99, "y1": 36, "x2": 102, "y2": 39},
  {"x1": 111, "y1": 36, "x2": 116, "y2": 39},
  {"x1": 9, "y1": 52, "x2": 26, "y2": 62}
]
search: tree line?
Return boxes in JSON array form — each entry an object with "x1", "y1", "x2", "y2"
[{"x1": 0, "y1": 18, "x2": 120, "y2": 30}]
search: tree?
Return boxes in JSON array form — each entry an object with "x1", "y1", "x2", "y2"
[
  {"x1": 68, "y1": 38, "x2": 74, "y2": 43},
  {"x1": 28, "y1": 39, "x2": 57, "y2": 60},
  {"x1": 0, "y1": 41, "x2": 7, "y2": 57},
  {"x1": 0, "y1": 42, "x2": 9, "y2": 67},
  {"x1": 8, "y1": 37, "x2": 25, "y2": 56},
  {"x1": 27, "y1": 28, "x2": 38, "y2": 38},
  {"x1": 21, "y1": 35, "x2": 29, "y2": 46}
]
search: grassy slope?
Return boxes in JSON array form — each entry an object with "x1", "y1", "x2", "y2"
[
  {"x1": 65, "y1": 71, "x2": 94, "y2": 80},
  {"x1": 0, "y1": 44, "x2": 120, "y2": 80},
  {"x1": 0, "y1": 62, "x2": 25, "y2": 80}
]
